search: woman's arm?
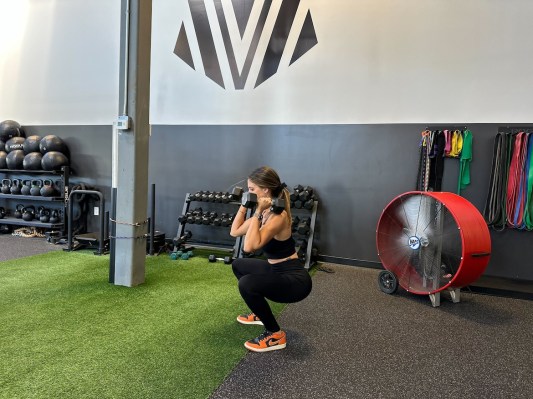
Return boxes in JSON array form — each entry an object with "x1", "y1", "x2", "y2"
[
  {"x1": 230, "y1": 205, "x2": 252, "y2": 237},
  {"x1": 243, "y1": 211, "x2": 286, "y2": 253}
]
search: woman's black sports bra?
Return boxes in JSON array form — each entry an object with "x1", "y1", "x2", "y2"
[{"x1": 262, "y1": 236, "x2": 296, "y2": 259}]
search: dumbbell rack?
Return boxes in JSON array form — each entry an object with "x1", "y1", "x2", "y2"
[
  {"x1": 175, "y1": 193, "x2": 318, "y2": 269},
  {"x1": 292, "y1": 200, "x2": 319, "y2": 270},
  {"x1": 174, "y1": 193, "x2": 245, "y2": 259}
]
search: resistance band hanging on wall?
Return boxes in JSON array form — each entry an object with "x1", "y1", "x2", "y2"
[
  {"x1": 484, "y1": 128, "x2": 533, "y2": 231},
  {"x1": 416, "y1": 128, "x2": 472, "y2": 193}
]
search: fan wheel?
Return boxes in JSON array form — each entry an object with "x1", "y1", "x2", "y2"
[{"x1": 378, "y1": 270, "x2": 398, "y2": 294}]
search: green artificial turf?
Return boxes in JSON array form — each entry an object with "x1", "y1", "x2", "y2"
[{"x1": 0, "y1": 252, "x2": 286, "y2": 399}]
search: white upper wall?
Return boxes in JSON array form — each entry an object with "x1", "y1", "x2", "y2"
[
  {"x1": 0, "y1": 0, "x2": 120, "y2": 125},
  {"x1": 1, "y1": 0, "x2": 532, "y2": 125}
]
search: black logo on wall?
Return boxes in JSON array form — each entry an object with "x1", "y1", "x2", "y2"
[{"x1": 174, "y1": 0, "x2": 318, "y2": 90}]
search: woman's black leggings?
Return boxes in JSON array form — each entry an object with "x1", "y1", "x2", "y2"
[{"x1": 232, "y1": 257, "x2": 312, "y2": 332}]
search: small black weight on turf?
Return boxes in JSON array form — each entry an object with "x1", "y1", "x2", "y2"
[{"x1": 208, "y1": 254, "x2": 233, "y2": 264}]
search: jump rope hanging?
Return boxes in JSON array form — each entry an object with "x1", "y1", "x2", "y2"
[
  {"x1": 484, "y1": 129, "x2": 533, "y2": 230},
  {"x1": 416, "y1": 128, "x2": 472, "y2": 194}
]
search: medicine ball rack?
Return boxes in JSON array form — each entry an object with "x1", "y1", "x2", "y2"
[{"x1": 0, "y1": 166, "x2": 70, "y2": 232}]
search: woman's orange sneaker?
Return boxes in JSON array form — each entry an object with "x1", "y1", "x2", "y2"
[
  {"x1": 236, "y1": 313, "x2": 263, "y2": 325},
  {"x1": 244, "y1": 330, "x2": 286, "y2": 352}
]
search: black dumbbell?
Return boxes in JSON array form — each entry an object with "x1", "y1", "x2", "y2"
[
  {"x1": 220, "y1": 192, "x2": 231, "y2": 203},
  {"x1": 303, "y1": 194, "x2": 316, "y2": 210},
  {"x1": 241, "y1": 192, "x2": 285, "y2": 214},
  {"x1": 291, "y1": 216, "x2": 300, "y2": 232},
  {"x1": 201, "y1": 214, "x2": 212, "y2": 225},
  {"x1": 173, "y1": 230, "x2": 192, "y2": 248},
  {"x1": 189, "y1": 191, "x2": 201, "y2": 201},
  {"x1": 192, "y1": 209, "x2": 204, "y2": 224},
  {"x1": 178, "y1": 212, "x2": 191, "y2": 224},
  {"x1": 214, "y1": 192, "x2": 224, "y2": 202},
  {"x1": 298, "y1": 187, "x2": 314, "y2": 202},
  {"x1": 297, "y1": 217, "x2": 311, "y2": 235},
  {"x1": 208, "y1": 254, "x2": 233, "y2": 264},
  {"x1": 230, "y1": 186, "x2": 243, "y2": 202},
  {"x1": 296, "y1": 238, "x2": 308, "y2": 250},
  {"x1": 221, "y1": 213, "x2": 233, "y2": 227},
  {"x1": 199, "y1": 191, "x2": 210, "y2": 201},
  {"x1": 241, "y1": 192, "x2": 257, "y2": 208},
  {"x1": 290, "y1": 190, "x2": 299, "y2": 202}
]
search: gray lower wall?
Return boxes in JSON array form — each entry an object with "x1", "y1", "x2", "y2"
[{"x1": 10, "y1": 123, "x2": 533, "y2": 282}]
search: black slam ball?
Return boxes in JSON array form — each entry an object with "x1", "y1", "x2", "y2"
[
  {"x1": 23, "y1": 152, "x2": 43, "y2": 170},
  {"x1": 0, "y1": 120, "x2": 25, "y2": 142},
  {"x1": 41, "y1": 151, "x2": 69, "y2": 171},
  {"x1": 22, "y1": 135, "x2": 42, "y2": 154},
  {"x1": 40, "y1": 135, "x2": 67, "y2": 154},
  {"x1": 0, "y1": 140, "x2": 4, "y2": 152},
  {"x1": 6, "y1": 150, "x2": 25, "y2": 170},
  {"x1": 5, "y1": 137, "x2": 25, "y2": 152}
]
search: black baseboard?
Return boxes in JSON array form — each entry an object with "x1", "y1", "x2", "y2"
[
  {"x1": 464, "y1": 285, "x2": 533, "y2": 301},
  {"x1": 317, "y1": 255, "x2": 382, "y2": 269},
  {"x1": 317, "y1": 255, "x2": 533, "y2": 300}
]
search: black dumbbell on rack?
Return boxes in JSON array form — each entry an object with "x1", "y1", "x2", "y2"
[
  {"x1": 291, "y1": 215, "x2": 300, "y2": 232},
  {"x1": 297, "y1": 217, "x2": 311, "y2": 235},
  {"x1": 296, "y1": 238, "x2": 308, "y2": 255},
  {"x1": 292, "y1": 185, "x2": 317, "y2": 209},
  {"x1": 221, "y1": 213, "x2": 234, "y2": 227},
  {"x1": 230, "y1": 186, "x2": 243, "y2": 202},
  {"x1": 189, "y1": 191, "x2": 204, "y2": 201}
]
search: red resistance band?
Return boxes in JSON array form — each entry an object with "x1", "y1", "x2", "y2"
[{"x1": 506, "y1": 132, "x2": 529, "y2": 228}]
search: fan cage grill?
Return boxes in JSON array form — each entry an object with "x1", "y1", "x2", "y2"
[{"x1": 376, "y1": 191, "x2": 491, "y2": 295}]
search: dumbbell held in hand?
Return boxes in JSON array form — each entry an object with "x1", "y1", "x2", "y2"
[{"x1": 241, "y1": 192, "x2": 286, "y2": 214}]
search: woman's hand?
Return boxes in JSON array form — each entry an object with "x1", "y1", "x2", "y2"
[{"x1": 256, "y1": 197, "x2": 272, "y2": 212}]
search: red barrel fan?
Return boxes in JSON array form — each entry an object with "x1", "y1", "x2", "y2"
[{"x1": 376, "y1": 191, "x2": 491, "y2": 306}]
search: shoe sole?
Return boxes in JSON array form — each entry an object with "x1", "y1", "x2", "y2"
[
  {"x1": 236, "y1": 317, "x2": 263, "y2": 326},
  {"x1": 244, "y1": 342, "x2": 286, "y2": 352}
]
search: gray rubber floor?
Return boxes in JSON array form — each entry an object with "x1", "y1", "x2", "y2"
[
  {"x1": 0, "y1": 235, "x2": 64, "y2": 262},
  {"x1": 211, "y1": 264, "x2": 533, "y2": 399}
]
